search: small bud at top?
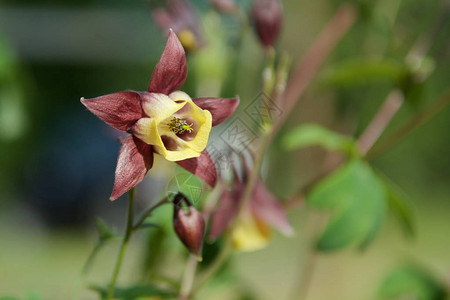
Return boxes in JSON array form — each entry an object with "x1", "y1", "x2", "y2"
[
  {"x1": 173, "y1": 193, "x2": 205, "y2": 260},
  {"x1": 212, "y1": 0, "x2": 238, "y2": 14},
  {"x1": 252, "y1": 0, "x2": 283, "y2": 48}
]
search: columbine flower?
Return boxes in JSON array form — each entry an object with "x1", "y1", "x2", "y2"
[
  {"x1": 209, "y1": 157, "x2": 293, "y2": 252},
  {"x1": 81, "y1": 31, "x2": 239, "y2": 200},
  {"x1": 152, "y1": 0, "x2": 204, "y2": 52},
  {"x1": 252, "y1": 0, "x2": 283, "y2": 48}
]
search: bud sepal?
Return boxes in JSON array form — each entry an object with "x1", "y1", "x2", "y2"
[{"x1": 173, "y1": 193, "x2": 205, "y2": 260}]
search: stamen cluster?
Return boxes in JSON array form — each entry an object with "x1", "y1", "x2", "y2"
[{"x1": 167, "y1": 117, "x2": 193, "y2": 134}]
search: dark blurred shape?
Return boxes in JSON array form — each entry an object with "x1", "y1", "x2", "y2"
[
  {"x1": 252, "y1": 0, "x2": 283, "y2": 48},
  {"x1": 173, "y1": 193, "x2": 205, "y2": 260},
  {"x1": 152, "y1": 0, "x2": 204, "y2": 52},
  {"x1": 23, "y1": 114, "x2": 118, "y2": 227},
  {"x1": 0, "y1": 6, "x2": 159, "y2": 63}
]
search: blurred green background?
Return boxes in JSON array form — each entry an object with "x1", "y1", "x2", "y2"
[{"x1": 0, "y1": 0, "x2": 449, "y2": 299}]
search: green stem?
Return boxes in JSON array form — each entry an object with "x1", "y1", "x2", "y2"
[
  {"x1": 192, "y1": 236, "x2": 232, "y2": 295},
  {"x1": 106, "y1": 188, "x2": 135, "y2": 300},
  {"x1": 237, "y1": 131, "x2": 272, "y2": 216},
  {"x1": 367, "y1": 90, "x2": 450, "y2": 160},
  {"x1": 178, "y1": 254, "x2": 199, "y2": 300},
  {"x1": 358, "y1": 89, "x2": 404, "y2": 156},
  {"x1": 81, "y1": 242, "x2": 103, "y2": 276},
  {"x1": 262, "y1": 47, "x2": 275, "y2": 97},
  {"x1": 132, "y1": 197, "x2": 169, "y2": 232}
]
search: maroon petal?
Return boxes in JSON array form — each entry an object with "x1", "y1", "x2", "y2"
[
  {"x1": 193, "y1": 96, "x2": 240, "y2": 127},
  {"x1": 81, "y1": 91, "x2": 142, "y2": 131},
  {"x1": 209, "y1": 182, "x2": 243, "y2": 241},
  {"x1": 110, "y1": 136, "x2": 154, "y2": 200},
  {"x1": 250, "y1": 181, "x2": 293, "y2": 236},
  {"x1": 176, "y1": 150, "x2": 217, "y2": 187},
  {"x1": 148, "y1": 30, "x2": 187, "y2": 94}
]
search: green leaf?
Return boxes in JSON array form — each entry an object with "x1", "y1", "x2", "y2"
[
  {"x1": 0, "y1": 297, "x2": 20, "y2": 300},
  {"x1": 95, "y1": 218, "x2": 119, "y2": 242},
  {"x1": 282, "y1": 124, "x2": 357, "y2": 155},
  {"x1": 90, "y1": 283, "x2": 177, "y2": 300},
  {"x1": 308, "y1": 160, "x2": 387, "y2": 251},
  {"x1": 136, "y1": 220, "x2": 160, "y2": 231},
  {"x1": 321, "y1": 57, "x2": 409, "y2": 88},
  {"x1": 378, "y1": 173, "x2": 415, "y2": 238},
  {"x1": 378, "y1": 264, "x2": 448, "y2": 300}
]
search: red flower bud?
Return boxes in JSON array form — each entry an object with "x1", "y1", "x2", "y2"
[
  {"x1": 252, "y1": 0, "x2": 283, "y2": 48},
  {"x1": 212, "y1": 0, "x2": 238, "y2": 14},
  {"x1": 173, "y1": 193, "x2": 205, "y2": 260}
]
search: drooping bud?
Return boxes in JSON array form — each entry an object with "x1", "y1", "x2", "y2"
[
  {"x1": 252, "y1": 0, "x2": 283, "y2": 48},
  {"x1": 173, "y1": 193, "x2": 205, "y2": 260}
]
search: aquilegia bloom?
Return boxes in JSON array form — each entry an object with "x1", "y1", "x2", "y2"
[
  {"x1": 81, "y1": 30, "x2": 238, "y2": 200},
  {"x1": 209, "y1": 155, "x2": 293, "y2": 251}
]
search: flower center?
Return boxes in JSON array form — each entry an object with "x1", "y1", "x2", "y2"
[{"x1": 167, "y1": 117, "x2": 194, "y2": 134}]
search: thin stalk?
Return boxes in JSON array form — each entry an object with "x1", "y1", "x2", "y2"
[
  {"x1": 237, "y1": 131, "x2": 272, "y2": 216},
  {"x1": 271, "y1": 3, "x2": 357, "y2": 136},
  {"x1": 178, "y1": 254, "x2": 199, "y2": 300},
  {"x1": 81, "y1": 242, "x2": 103, "y2": 276},
  {"x1": 293, "y1": 211, "x2": 326, "y2": 300},
  {"x1": 132, "y1": 197, "x2": 169, "y2": 232},
  {"x1": 106, "y1": 188, "x2": 135, "y2": 300},
  {"x1": 367, "y1": 90, "x2": 450, "y2": 160},
  {"x1": 358, "y1": 89, "x2": 404, "y2": 156},
  {"x1": 192, "y1": 236, "x2": 232, "y2": 295}
]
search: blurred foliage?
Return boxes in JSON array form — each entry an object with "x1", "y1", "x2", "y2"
[
  {"x1": 321, "y1": 56, "x2": 409, "y2": 88},
  {"x1": 282, "y1": 123, "x2": 357, "y2": 155},
  {"x1": 0, "y1": 33, "x2": 32, "y2": 195},
  {"x1": 307, "y1": 159, "x2": 387, "y2": 251},
  {"x1": 90, "y1": 283, "x2": 177, "y2": 300},
  {"x1": 378, "y1": 173, "x2": 415, "y2": 238},
  {"x1": 378, "y1": 264, "x2": 448, "y2": 300}
]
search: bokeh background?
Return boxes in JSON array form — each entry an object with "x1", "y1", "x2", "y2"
[{"x1": 0, "y1": 0, "x2": 449, "y2": 299}]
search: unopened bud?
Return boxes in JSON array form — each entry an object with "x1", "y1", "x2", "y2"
[
  {"x1": 252, "y1": 0, "x2": 283, "y2": 48},
  {"x1": 173, "y1": 193, "x2": 205, "y2": 260},
  {"x1": 212, "y1": 0, "x2": 238, "y2": 14}
]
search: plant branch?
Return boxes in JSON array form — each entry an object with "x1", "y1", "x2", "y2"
[
  {"x1": 192, "y1": 237, "x2": 232, "y2": 295},
  {"x1": 358, "y1": 89, "x2": 405, "y2": 155},
  {"x1": 106, "y1": 188, "x2": 135, "y2": 300},
  {"x1": 272, "y1": 3, "x2": 357, "y2": 136},
  {"x1": 132, "y1": 197, "x2": 169, "y2": 232},
  {"x1": 367, "y1": 90, "x2": 450, "y2": 160},
  {"x1": 178, "y1": 254, "x2": 199, "y2": 300},
  {"x1": 81, "y1": 242, "x2": 103, "y2": 277}
]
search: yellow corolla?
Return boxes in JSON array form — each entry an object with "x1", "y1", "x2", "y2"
[
  {"x1": 132, "y1": 91, "x2": 212, "y2": 161},
  {"x1": 232, "y1": 212, "x2": 271, "y2": 252}
]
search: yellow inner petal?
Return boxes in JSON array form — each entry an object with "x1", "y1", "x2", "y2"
[{"x1": 134, "y1": 91, "x2": 212, "y2": 162}]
